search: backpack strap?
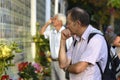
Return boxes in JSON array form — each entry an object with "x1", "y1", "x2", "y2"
[
  {"x1": 88, "y1": 33, "x2": 98, "y2": 43},
  {"x1": 88, "y1": 33, "x2": 120, "y2": 79},
  {"x1": 88, "y1": 33, "x2": 104, "y2": 79},
  {"x1": 96, "y1": 62, "x2": 103, "y2": 79}
]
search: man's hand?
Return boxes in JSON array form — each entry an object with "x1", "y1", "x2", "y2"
[
  {"x1": 61, "y1": 29, "x2": 72, "y2": 40},
  {"x1": 40, "y1": 17, "x2": 54, "y2": 34},
  {"x1": 47, "y1": 18, "x2": 53, "y2": 25}
]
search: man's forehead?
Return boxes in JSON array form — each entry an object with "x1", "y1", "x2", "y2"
[{"x1": 67, "y1": 14, "x2": 72, "y2": 21}]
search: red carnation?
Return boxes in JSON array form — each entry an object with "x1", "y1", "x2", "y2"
[{"x1": 1, "y1": 75, "x2": 9, "y2": 80}]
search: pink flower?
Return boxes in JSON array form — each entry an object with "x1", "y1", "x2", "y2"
[{"x1": 32, "y1": 63, "x2": 43, "y2": 73}]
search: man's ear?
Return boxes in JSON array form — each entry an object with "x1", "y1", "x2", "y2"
[
  {"x1": 60, "y1": 20, "x2": 63, "y2": 26},
  {"x1": 77, "y1": 20, "x2": 81, "y2": 26}
]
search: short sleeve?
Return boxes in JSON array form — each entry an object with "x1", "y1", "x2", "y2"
[
  {"x1": 79, "y1": 35, "x2": 104, "y2": 65},
  {"x1": 43, "y1": 26, "x2": 51, "y2": 39}
]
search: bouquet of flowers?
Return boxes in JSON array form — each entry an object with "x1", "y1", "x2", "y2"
[
  {"x1": 18, "y1": 62, "x2": 43, "y2": 80},
  {"x1": 33, "y1": 23, "x2": 51, "y2": 67},
  {"x1": 0, "y1": 42, "x2": 22, "y2": 79}
]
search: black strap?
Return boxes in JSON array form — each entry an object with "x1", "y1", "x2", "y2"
[
  {"x1": 73, "y1": 40, "x2": 77, "y2": 46},
  {"x1": 87, "y1": 33, "x2": 98, "y2": 43},
  {"x1": 88, "y1": 33, "x2": 104, "y2": 79},
  {"x1": 96, "y1": 62, "x2": 103, "y2": 79}
]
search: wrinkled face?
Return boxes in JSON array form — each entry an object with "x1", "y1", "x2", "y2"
[
  {"x1": 66, "y1": 14, "x2": 78, "y2": 35},
  {"x1": 52, "y1": 16, "x2": 61, "y2": 27}
]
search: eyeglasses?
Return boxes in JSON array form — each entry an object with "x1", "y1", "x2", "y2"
[{"x1": 67, "y1": 20, "x2": 76, "y2": 26}]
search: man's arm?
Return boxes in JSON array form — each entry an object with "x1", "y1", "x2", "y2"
[
  {"x1": 66, "y1": 62, "x2": 89, "y2": 74},
  {"x1": 59, "y1": 39, "x2": 71, "y2": 69},
  {"x1": 59, "y1": 39, "x2": 89, "y2": 74},
  {"x1": 40, "y1": 19, "x2": 52, "y2": 35},
  {"x1": 59, "y1": 29, "x2": 72, "y2": 69}
]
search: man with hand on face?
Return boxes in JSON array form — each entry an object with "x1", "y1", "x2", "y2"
[
  {"x1": 40, "y1": 13, "x2": 73, "y2": 80},
  {"x1": 58, "y1": 7, "x2": 108, "y2": 80}
]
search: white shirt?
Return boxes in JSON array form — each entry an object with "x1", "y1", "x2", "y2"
[
  {"x1": 44, "y1": 26, "x2": 73, "y2": 59},
  {"x1": 67, "y1": 25, "x2": 108, "y2": 80}
]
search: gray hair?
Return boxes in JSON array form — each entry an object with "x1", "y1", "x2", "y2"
[
  {"x1": 67, "y1": 7, "x2": 90, "y2": 26},
  {"x1": 55, "y1": 13, "x2": 66, "y2": 26}
]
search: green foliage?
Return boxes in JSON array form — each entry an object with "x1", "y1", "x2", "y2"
[
  {"x1": 33, "y1": 23, "x2": 50, "y2": 67},
  {"x1": 33, "y1": 34, "x2": 50, "y2": 67},
  {"x1": 43, "y1": 67, "x2": 51, "y2": 76},
  {"x1": 33, "y1": 34, "x2": 50, "y2": 52},
  {"x1": 18, "y1": 64, "x2": 39, "y2": 80},
  {"x1": 67, "y1": 0, "x2": 120, "y2": 29},
  {"x1": 0, "y1": 42, "x2": 22, "y2": 77},
  {"x1": 108, "y1": 0, "x2": 120, "y2": 8}
]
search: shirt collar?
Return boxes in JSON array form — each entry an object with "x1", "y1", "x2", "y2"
[
  {"x1": 82, "y1": 24, "x2": 103, "y2": 40},
  {"x1": 81, "y1": 25, "x2": 92, "y2": 40},
  {"x1": 73, "y1": 35, "x2": 80, "y2": 42},
  {"x1": 73, "y1": 25, "x2": 92, "y2": 42},
  {"x1": 53, "y1": 26, "x2": 65, "y2": 33},
  {"x1": 73, "y1": 25, "x2": 103, "y2": 42}
]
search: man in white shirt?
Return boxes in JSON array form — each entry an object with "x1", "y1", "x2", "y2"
[
  {"x1": 59, "y1": 7, "x2": 108, "y2": 80},
  {"x1": 40, "y1": 13, "x2": 73, "y2": 80}
]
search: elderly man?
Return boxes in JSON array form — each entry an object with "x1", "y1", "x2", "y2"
[{"x1": 40, "y1": 13, "x2": 73, "y2": 80}]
